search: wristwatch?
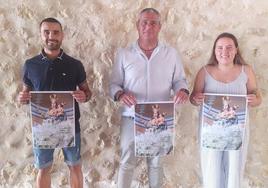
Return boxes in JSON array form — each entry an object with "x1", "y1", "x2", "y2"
[{"x1": 115, "y1": 90, "x2": 125, "y2": 101}]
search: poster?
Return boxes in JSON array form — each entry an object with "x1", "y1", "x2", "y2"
[
  {"x1": 30, "y1": 91, "x2": 75, "y2": 149},
  {"x1": 201, "y1": 93, "x2": 247, "y2": 151},
  {"x1": 135, "y1": 102, "x2": 174, "y2": 157}
]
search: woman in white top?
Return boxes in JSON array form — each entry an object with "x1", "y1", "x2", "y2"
[{"x1": 190, "y1": 32, "x2": 261, "y2": 188}]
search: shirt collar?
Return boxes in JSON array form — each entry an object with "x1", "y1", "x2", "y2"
[
  {"x1": 134, "y1": 40, "x2": 162, "y2": 57},
  {"x1": 41, "y1": 49, "x2": 64, "y2": 61},
  {"x1": 134, "y1": 40, "x2": 161, "y2": 53}
]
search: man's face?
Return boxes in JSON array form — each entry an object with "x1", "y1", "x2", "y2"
[
  {"x1": 136, "y1": 12, "x2": 161, "y2": 42},
  {"x1": 40, "y1": 22, "x2": 63, "y2": 51}
]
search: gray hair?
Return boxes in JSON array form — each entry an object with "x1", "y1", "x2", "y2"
[
  {"x1": 140, "y1": 8, "x2": 160, "y2": 16},
  {"x1": 138, "y1": 8, "x2": 161, "y2": 22}
]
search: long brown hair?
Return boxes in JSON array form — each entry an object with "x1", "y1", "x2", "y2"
[{"x1": 207, "y1": 32, "x2": 246, "y2": 65}]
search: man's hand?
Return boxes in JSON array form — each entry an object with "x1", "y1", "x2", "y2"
[
  {"x1": 18, "y1": 85, "x2": 31, "y2": 105},
  {"x1": 119, "y1": 92, "x2": 137, "y2": 107},
  {"x1": 72, "y1": 90, "x2": 87, "y2": 103},
  {"x1": 18, "y1": 91, "x2": 31, "y2": 104},
  {"x1": 78, "y1": 81, "x2": 92, "y2": 102},
  {"x1": 173, "y1": 89, "x2": 189, "y2": 104}
]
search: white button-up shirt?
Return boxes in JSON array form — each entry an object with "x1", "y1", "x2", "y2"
[{"x1": 109, "y1": 41, "x2": 188, "y2": 117}]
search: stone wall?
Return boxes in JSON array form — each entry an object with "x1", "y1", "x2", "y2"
[{"x1": 0, "y1": 0, "x2": 267, "y2": 187}]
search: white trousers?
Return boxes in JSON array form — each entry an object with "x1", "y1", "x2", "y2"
[
  {"x1": 201, "y1": 129, "x2": 249, "y2": 188},
  {"x1": 117, "y1": 117, "x2": 163, "y2": 188}
]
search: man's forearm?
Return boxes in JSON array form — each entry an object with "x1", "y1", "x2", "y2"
[{"x1": 79, "y1": 81, "x2": 92, "y2": 102}]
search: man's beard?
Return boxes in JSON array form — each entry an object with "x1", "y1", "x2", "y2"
[{"x1": 44, "y1": 40, "x2": 62, "y2": 50}]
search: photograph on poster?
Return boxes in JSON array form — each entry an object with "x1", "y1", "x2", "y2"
[
  {"x1": 30, "y1": 91, "x2": 75, "y2": 149},
  {"x1": 201, "y1": 93, "x2": 247, "y2": 151},
  {"x1": 135, "y1": 102, "x2": 174, "y2": 157}
]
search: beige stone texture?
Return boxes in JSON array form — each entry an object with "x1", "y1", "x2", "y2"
[{"x1": 0, "y1": 0, "x2": 267, "y2": 187}]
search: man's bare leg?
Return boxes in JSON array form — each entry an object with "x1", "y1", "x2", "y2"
[
  {"x1": 36, "y1": 166, "x2": 52, "y2": 188},
  {"x1": 69, "y1": 164, "x2": 83, "y2": 188}
]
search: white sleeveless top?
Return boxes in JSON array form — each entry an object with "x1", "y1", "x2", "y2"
[
  {"x1": 200, "y1": 65, "x2": 249, "y2": 150},
  {"x1": 203, "y1": 65, "x2": 248, "y2": 95}
]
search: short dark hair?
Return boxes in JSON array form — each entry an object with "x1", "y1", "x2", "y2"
[
  {"x1": 39, "y1": 17, "x2": 62, "y2": 30},
  {"x1": 207, "y1": 32, "x2": 246, "y2": 65}
]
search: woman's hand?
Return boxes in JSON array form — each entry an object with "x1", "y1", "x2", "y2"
[
  {"x1": 191, "y1": 93, "x2": 205, "y2": 106},
  {"x1": 247, "y1": 93, "x2": 261, "y2": 107}
]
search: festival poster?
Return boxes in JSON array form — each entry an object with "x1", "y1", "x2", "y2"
[
  {"x1": 134, "y1": 102, "x2": 175, "y2": 157},
  {"x1": 30, "y1": 91, "x2": 75, "y2": 149},
  {"x1": 201, "y1": 93, "x2": 248, "y2": 151}
]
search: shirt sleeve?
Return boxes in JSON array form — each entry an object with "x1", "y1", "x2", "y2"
[
  {"x1": 172, "y1": 51, "x2": 188, "y2": 93},
  {"x1": 109, "y1": 48, "x2": 125, "y2": 100},
  {"x1": 22, "y1": 61, "x2": 33, "y2": 88},
  {"x1": 76, "y1": 61, "x2": 87, "y2": 85}
]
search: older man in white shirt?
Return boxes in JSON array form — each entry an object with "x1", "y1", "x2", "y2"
[{"x1": 110, "y1": 8, "x2": 189, "y2": 188}]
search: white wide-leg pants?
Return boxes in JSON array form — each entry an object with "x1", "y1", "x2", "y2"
[{"x1": 200, "y1": 127, "x2": 249, "y2": 188}]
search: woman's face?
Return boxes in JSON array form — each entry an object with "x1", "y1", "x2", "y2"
[{"x1": 215, "y1": 37, "x2": 237, "y2": 65}]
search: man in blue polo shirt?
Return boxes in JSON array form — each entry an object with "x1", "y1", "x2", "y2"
[{"x1": 18, "y1": 17, "x2": 91, "y2": 188}]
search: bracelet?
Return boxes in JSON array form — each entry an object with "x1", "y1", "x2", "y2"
[{"x1": 180, "y1": 88, "x2": 190, "y2": 95}]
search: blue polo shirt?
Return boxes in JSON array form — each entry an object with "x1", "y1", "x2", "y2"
[{"x1": 23, "y1": 49, "x2": 86, "y2": 133}]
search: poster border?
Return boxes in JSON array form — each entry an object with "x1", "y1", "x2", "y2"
[
  {"x1": 134, "y1": 101, "x2": 175, "y2": 157},
  {"x1": 29, "y1": 91, "x2": 75, "y2": 149},
  {"x1": 201, "y1": 93, "x2": 248, "y2": 151}
]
